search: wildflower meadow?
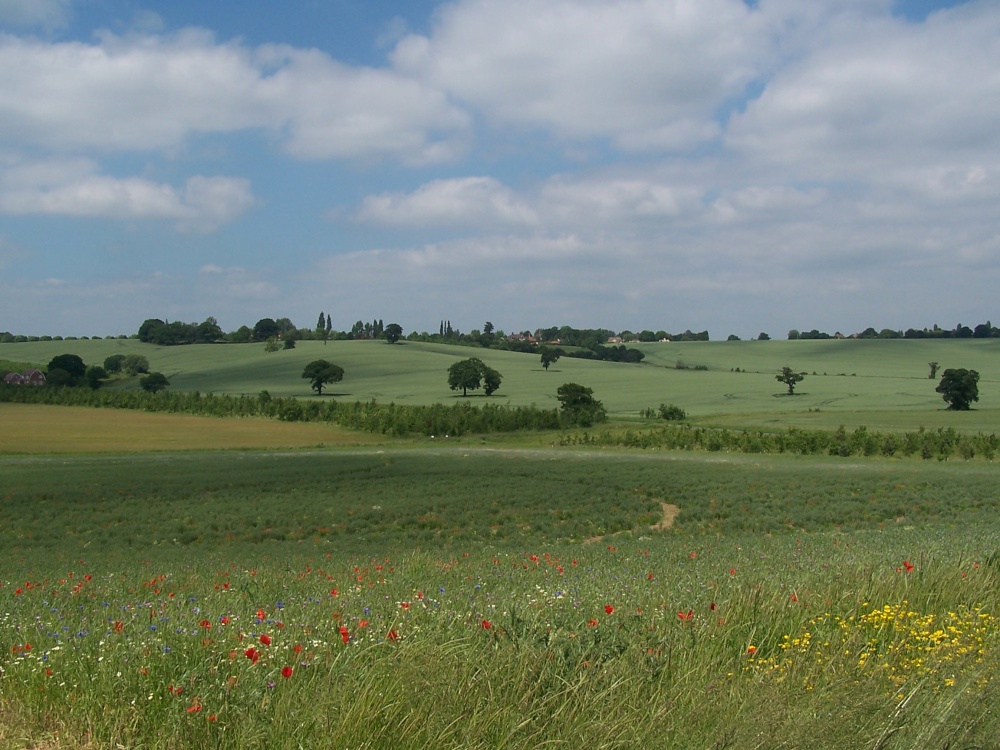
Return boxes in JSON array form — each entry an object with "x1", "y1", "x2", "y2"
[{"x1": 2, "y1": 450, "x2": 998, "y2": 749}]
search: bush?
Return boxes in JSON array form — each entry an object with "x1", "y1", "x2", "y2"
[{"x1": 658, "y1": 404, "x2": 687, "y2": 421}]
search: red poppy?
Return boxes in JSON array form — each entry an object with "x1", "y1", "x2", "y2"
[
  {"x1": 113, "y1": 621, "x2": 124, "y2": 633},
  {"x1": 330, "y1": 589, "x2": 339, "y2": 597},
  {"x1": 400, "y1": 602, "x2": 410, "y2": 610},
  {"x1": 199, "y1": 620, "x2": 212, "y2": 629},
  {"x1": 259, "y1": 634, "x2": 271, "y2": 646},
  {"x1": 903, "y1": 560, "x2": 914, "y2": 573},
  {"x1": 587, "y1": 618, "x2": 599, "y2": 627},
  {"x1": 710, "y1": 602, "x2": 717, "y2": 611},
  {"x1": 647, "y1": 573, "x2": 654, "y2": 581},
  {"x1": 604, "y1": 605, "x2": 615, "y2": 615},
  {"x1": 281, "y1": 666, "x2": 293, "y2": 679},
  {"x1": 386, "y1": 629, "x2": 399, "y2": 642},
  {"x1": 293, "y1": 643, "x2": 303, "y2": 654},
  {"x1": 256, "y1": 609, "x2": 266, "y2": 621},
  {"x1": 339, "y1": 626, "x2": 350, "y2": 644},
  {"x1": 220, "y1": 616, "x2": 230, "y2": 626},
  {"x1": 481, "y1": 620, "x2": 492, "y2": 629},
  {"x1": 747, "y1": 645, "x2": 757, "y2": 655},
  {"x1": 187, "y1": 703, "x2": 202, "y2": 714},
  {"x1": 678, "y1": 610, "x2": 694, "y2": 621},
  {"x1": 244, "y1": 647, "x2": 260, "y2": 664}
]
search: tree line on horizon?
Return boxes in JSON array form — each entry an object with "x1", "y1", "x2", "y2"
[{"x1": 3, "y1": 316, "x2": 1000, "y2": 348}]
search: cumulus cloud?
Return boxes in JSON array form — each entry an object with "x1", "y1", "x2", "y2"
[
  {"x1": 391, "y1": 0, "x2": 769, "y2": 150},
  {"x1": 726, "y1": 2, "x2": 1000, "y2": 178},
  {"x1": 0, "y1": 156, "x2": 257, "y2": 230},
  {"x1": 0, "y1": 29, "x2": 469, "y2": 163}
]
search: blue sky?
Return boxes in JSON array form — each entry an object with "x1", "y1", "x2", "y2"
[{"x1": 1, "y1": 0, "x2": 997, "y2": 338}]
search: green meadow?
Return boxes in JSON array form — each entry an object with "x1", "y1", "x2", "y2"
[
  {"x1": 1, "y1": 337, "x2": 999, "y2": 748},
  {"x1": 3, "y1": 336, "x2": 999, "y2": 432}
]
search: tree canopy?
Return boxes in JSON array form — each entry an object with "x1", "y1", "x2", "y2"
[
  {"x1": 302, "y1": 360, "x2": 344, "y2": 395},
  {"x1": 540, "y1": 347, "x2": 564, "y2": 371},
  {"x1": 776, "y1": 366, "x2": 806, "y2": 395},
  {"x1": 384, "y1": 323, "x2": 404, "y2": 344},
  {"x1": 936, "y1": 368, "x2": 980, "y2": 410},
  {"x1": 139, "y1": 372, "x2": 170, "y2": 393},
  {"x1": 556, "y1": 382, "x2": 607, "y2": 426},
  {"x1": 447, "y1": 358, "x2": 502, "y2": 397}
]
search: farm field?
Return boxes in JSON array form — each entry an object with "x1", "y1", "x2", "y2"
[
  {"x1": 3, "y1": 337, "x2": 1000, "y2": 433},
  {"x1": 1, "y1": 449, "x2": 998, "y2": 749},
  {"x1": 2, "y1": 338, "x2": 999, "y2": 748},
  {"x1": 0, "y1": 404, "x2": 379, "y2": 453}
]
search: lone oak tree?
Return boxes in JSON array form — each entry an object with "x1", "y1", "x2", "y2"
[
  {"x1": 302, "y1": 360, "x2": 344, "y2": 395},
  {"x1": 384, "y1": 323, "x2": 404, "y2": 344},
  {"x1": 447, "y1": 357, "x2": 502, "y2": 396},
  {"x1": 936, "y1": 368, "x2": 980, "y2": 410},
  {"x1": 540, "y1": 347, "x2": 564, "y2": 371},
  {"x1": 139, "y1": 372, "x2": 170, "y2": 393},
  {"x1": 776, "y1": 366, "x2": 806, "y2": 395}
]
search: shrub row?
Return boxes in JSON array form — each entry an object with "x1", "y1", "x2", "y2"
[
  {"x1": 0, "y1": 384, "x2": 560, "y2": 436},
  {"x1": 561, "y1": 423, "x2": 999, "y2": 461}
]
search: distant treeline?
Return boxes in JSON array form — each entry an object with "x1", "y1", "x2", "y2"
[{"x1": 788, "y1": 321, "x2": 1000, "y2": 340}]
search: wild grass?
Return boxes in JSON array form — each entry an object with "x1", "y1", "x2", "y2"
[{"x1": 1, "y1": 449, "x2": 998, "y2": 748}]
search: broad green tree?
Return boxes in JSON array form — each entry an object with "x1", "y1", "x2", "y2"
[
  {"x1": 384, "y1": 323, "x2": 404, "y2": 344},
  {"x1": 776, "y1": 366, "x2": 805, "y2": 395},
  {"x1": 253, "y1": 318, "x2": 282, "y2": 341},
  {"x1": 302, "y1": 360, "x2": 344, "y2": 395},
  {"x1": 86, "y1": 365, "x2": 107, "y2": 390},
  {"x1": 47, "y1": 354, "x2": 86, "y2": 382},
  {"x1": 556, "y1": 383, "x2": 607, "y2": 426},
  {"x1": 936, "y1": 368, "x2": 980, "y2": 410},
  {"x1": 482, "y1": 365, "x2": 502, "y2": 396},
  {"x1": 139, "y1": 372, "x2": 170, "y2": 393},
  {"x1": 123, "y1": 354, "x2": 149, "y2": 375},
  {"x1": 447, "y1": 357, "x2": 501, "y2": 397},
  {"x1": 104, "y1": 354, "x2": 127, "y2": 373},
  {"x1": 540, "y1": 347, "x2": 564, "y2": 371}
]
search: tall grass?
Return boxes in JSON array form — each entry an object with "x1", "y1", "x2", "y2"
[{"x1": 1, "y1": 531, "x2": 996, "y2": 749}]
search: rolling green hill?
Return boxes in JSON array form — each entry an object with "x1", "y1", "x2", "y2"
[{"x1": 2, "y1": 337, "x2": 998, "y2": 432}]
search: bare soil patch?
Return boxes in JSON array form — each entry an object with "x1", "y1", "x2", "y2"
[{"x1": 651, "y1": 502, "x2": 680, "y2": 531}]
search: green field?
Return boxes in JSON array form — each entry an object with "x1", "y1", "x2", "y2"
[
  {"x1": 3, "y1": 337, "x2": 999, "y2": 432},
  {"x1": 1, "y1": 449, "x2": 997, "y2": 749},
  {"x1": 2, "y1": 338, "x2": 999, "y2": 748}
]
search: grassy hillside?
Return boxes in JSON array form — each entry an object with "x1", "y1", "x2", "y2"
[{"x1": 3, "y1": 337, "x2": 998, "y2": 432}]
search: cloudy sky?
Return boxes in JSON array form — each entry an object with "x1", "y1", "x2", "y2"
[{"x1": 1, "y1": 0, "x2": 996, "y2": 338}]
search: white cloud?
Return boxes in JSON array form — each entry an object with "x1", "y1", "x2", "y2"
[
  {"x1": 392, "y1": 0, "x2": 769, "y2": 150},
  {"x1": 255, "y1": 45, "x2": 470, "y2": 164},
  {"x1": 0, "y1": 156, "x2": 257, "y2": 230},
  {"x1": 358, "y1": 177, "x2": 536, "y2": 227},
  {"x1": 0, "y1": 29, "x2": 469, "y2": 163},
  {"x1": 726, "y1": 1, "x2": 1000, "y2": 178}
]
